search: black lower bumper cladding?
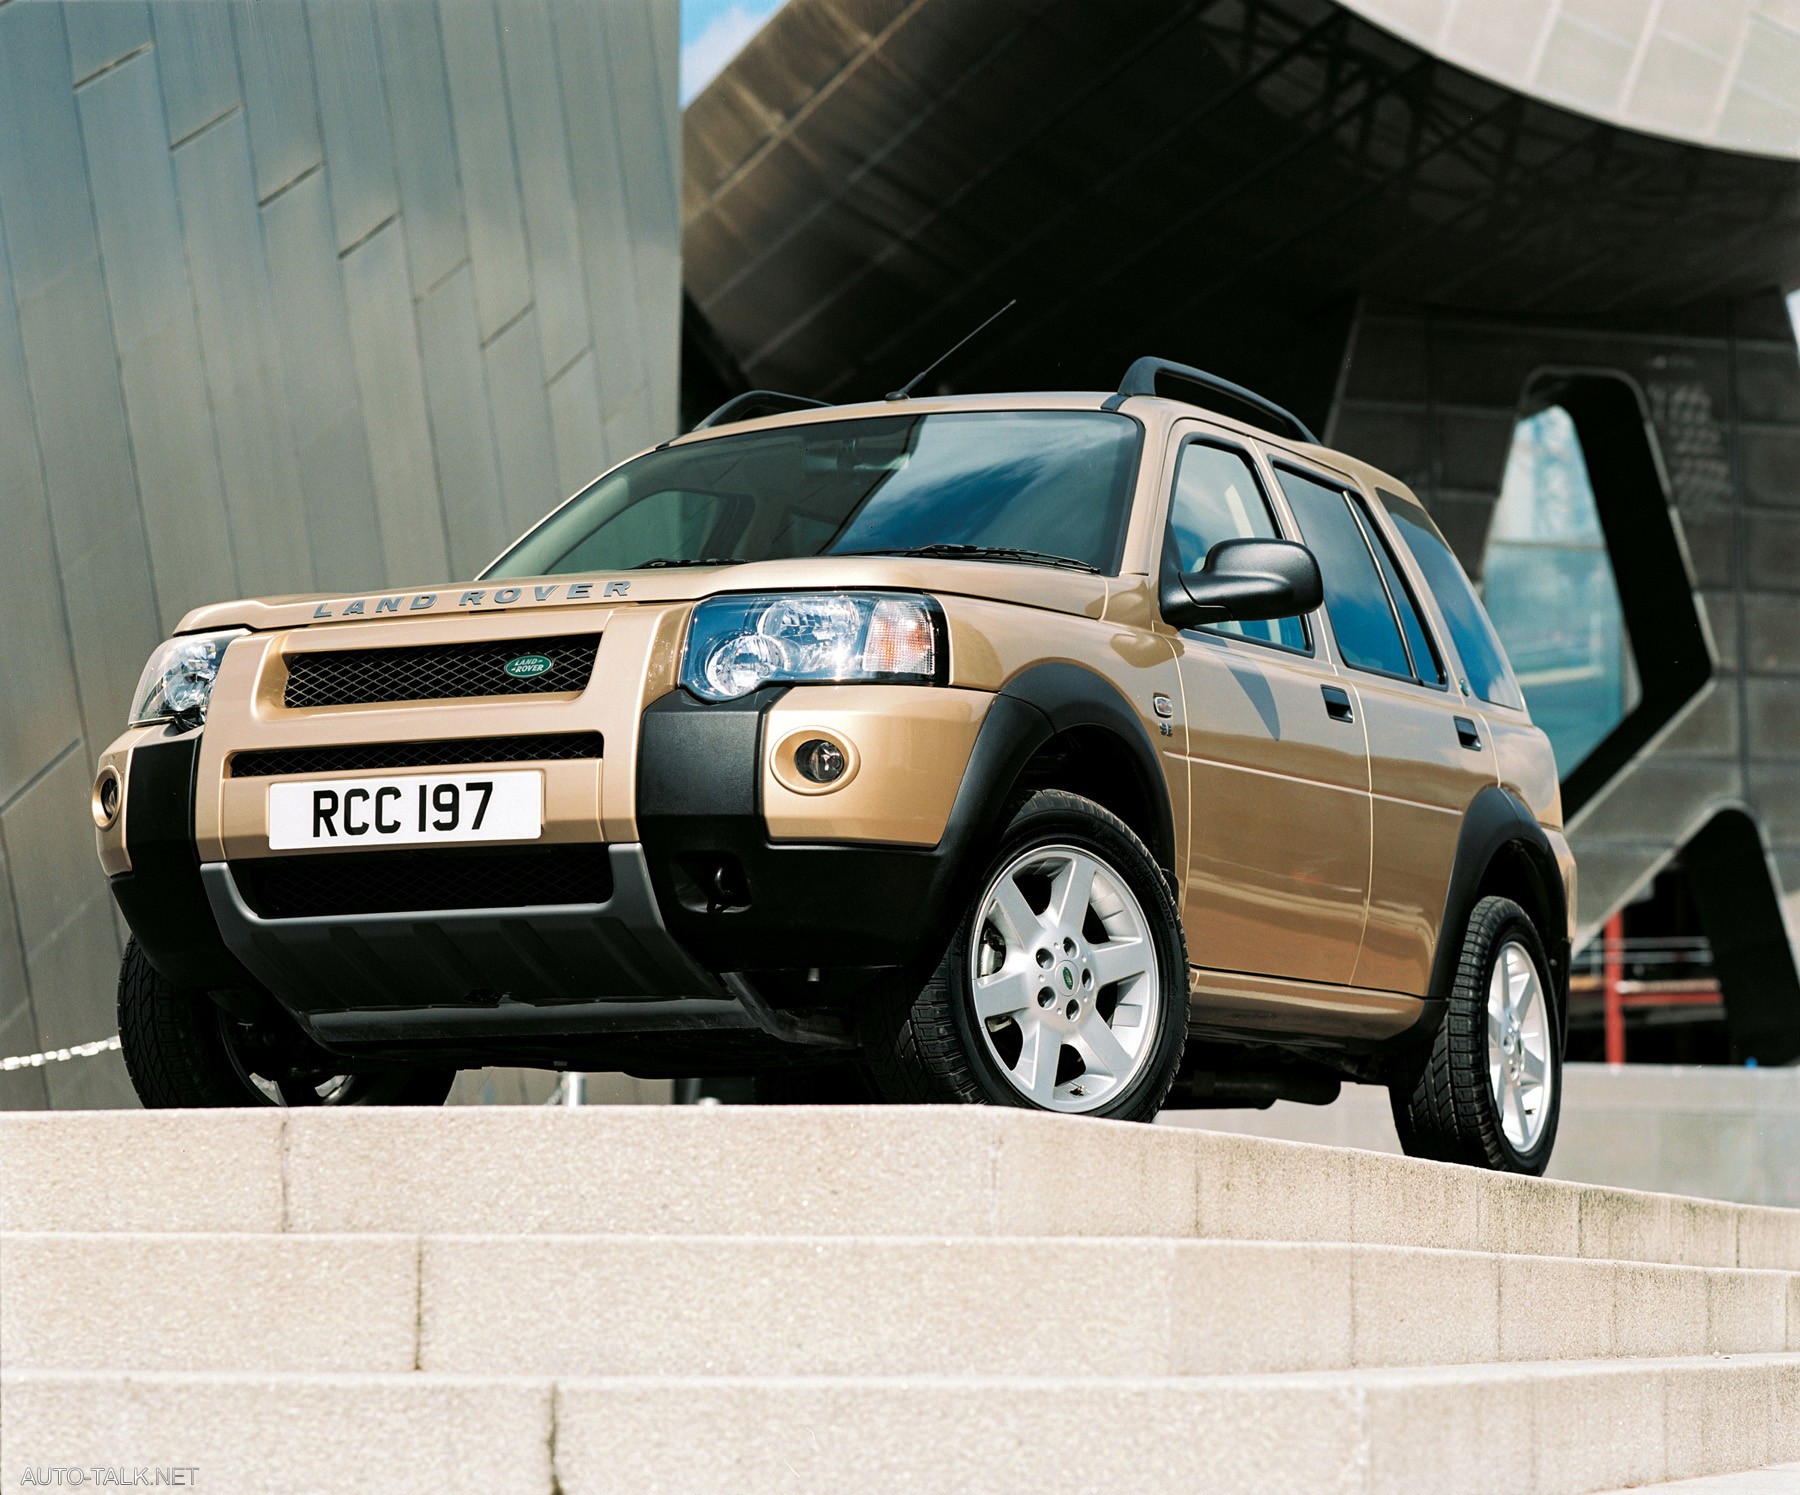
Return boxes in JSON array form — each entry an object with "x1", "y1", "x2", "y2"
[
  {"x1": 107, "y1": 679, "x2": 1059, "y2": 1054},
  {"x1": 633, "y1": 685, "x2": 1047, "y2": 977}
]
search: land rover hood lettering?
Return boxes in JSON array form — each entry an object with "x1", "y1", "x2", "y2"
[{"x1": 306, "y1": 579, "x2": 631, "y2": 620}]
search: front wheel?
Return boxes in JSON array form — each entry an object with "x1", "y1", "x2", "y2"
[
  {"x1": 1389, "y1": 896, "x2": 1562, "y2": 1173},
  {"x1": 118, "y1": 940, "x2": 455, "y2": 1109},
  {"x1": 865, "y1": 790, "x2": 1188, "y2": 1121}
]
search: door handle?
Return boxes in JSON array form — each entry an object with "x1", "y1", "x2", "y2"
[
  {"x1": 1321, "y1": 685, "x2": 1354, "y2": 724},
  {"x1": 1455, "y1": 716, "x2": 1483, "y2": 751}
]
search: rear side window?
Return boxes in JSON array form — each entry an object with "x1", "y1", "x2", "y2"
[
  {"x1": 1166, "y1": 441, "x2": 1307, "y2": 651},
  {"x1": 1276, "y1": 468, "x2": 1412, "y2": 678},
  {"x1": 1350, "y1": 495, "x2": 1447, "y2": 688},
  {"x1": 1376, "y1": 488, "x2": 1524, "y2": 709}
]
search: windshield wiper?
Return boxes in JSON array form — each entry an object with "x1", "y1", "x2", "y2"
[
  {"x1": 631, "y1": 556, "x2": 741, "y2": 569},
  {"x1": 835, "y1": 543, "x2": 1098, "y2": 574}
]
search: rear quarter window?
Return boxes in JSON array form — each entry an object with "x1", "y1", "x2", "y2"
[{"x1": 1376, "y1": 488, "x2": 1524, "y2": 710}]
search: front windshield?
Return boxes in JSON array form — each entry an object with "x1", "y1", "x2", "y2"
[{"x1": 485, "y1": 410, "x2": 1143, "y2": 579}]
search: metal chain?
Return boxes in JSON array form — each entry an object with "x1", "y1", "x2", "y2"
[{"x1": 1, "y1": 1035, "x2": 121, "y2": 1072}]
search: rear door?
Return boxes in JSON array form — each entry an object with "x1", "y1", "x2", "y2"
[
  {"x1": 1161, "y1": 428, "x2": 1371, "y2": 988},
  {"x1": 1270, "y1": 463, "x2": 1496, "y2": 996}
]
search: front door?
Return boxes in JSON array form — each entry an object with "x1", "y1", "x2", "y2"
[
  {"x1": 1270, "y1": 464, "x2": 1496, "y2": 996},
  {"x1": 1161, "y1": 431, "x2": 1372, "y2": 988}
]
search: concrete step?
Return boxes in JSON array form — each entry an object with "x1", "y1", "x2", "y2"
[
  {"x1": 4, "y1": 1231, "x2": 1796, "y2": 1378},
  {"x1": 4, "y1": 1356, "x2": 1797, "y2": 1495},
  {"x1": 1593, "y1": 1465, "x2": 1800, "y2": 1494},
  {"x1": 4, "y1": 1108, "x2": 1797, "y2": 1269},
  {"x1": 1167, "y1": 1062, "x2": 1800, "y2": 1209}
]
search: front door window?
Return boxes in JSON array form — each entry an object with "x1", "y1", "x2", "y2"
[{"x1": 1167, "y1": 441, "x2": 1308, "y2": 652}]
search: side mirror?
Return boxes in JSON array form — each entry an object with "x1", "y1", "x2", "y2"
[{"x1": 1161, "y1": 537, "x2": 1323, "y2": 630}]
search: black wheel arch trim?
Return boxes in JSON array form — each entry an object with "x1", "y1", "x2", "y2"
[
  {"x1": 991, "y1": 660, "x2": 1178, "y2": 875},
  {"x1": 1428, "y1": 785, "x2": 1571, "y2": 1032},
  {"x1": 632, "y1": 664, "x2": 1178, "y2": 979}
]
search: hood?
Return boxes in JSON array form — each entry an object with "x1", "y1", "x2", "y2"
[{"x1": 175, "y1": 555, "x2": 1118, "y2": 634}]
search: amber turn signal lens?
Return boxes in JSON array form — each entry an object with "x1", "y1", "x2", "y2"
[{"x1": 795, "y1": 738, "x2": 847, "y2": 784}]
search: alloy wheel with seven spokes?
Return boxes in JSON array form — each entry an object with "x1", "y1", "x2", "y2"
[
  {"x1": 1487, "y1": 937, "x2": 1553, "y2": 1152},
  {"x1": 969, "y1": 843, "x2": 1160, "y2": 1114}
]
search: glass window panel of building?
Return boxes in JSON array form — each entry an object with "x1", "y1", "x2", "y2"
[{"x1": 1481, "y1": 405, "x2": 1639, "y2": 777}]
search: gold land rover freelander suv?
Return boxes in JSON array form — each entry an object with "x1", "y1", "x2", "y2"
[{"x1": 97, "y1": 358, "x2": 1574, "y2": 1174}]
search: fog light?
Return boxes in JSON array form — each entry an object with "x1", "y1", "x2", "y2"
[
  {"x1": 93, "y1": 766, "x2": 122, "y2": 829},
  {"x1": 795, "y1": 738, "x2": 846, "y2": 784}
]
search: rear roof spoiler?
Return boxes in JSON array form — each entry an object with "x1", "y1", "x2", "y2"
[{"x1": 1105, "y1": 357, "x2": 1318, "y2": 445}]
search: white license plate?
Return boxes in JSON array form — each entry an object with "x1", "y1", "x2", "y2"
[{"x1": 267, "y1": 771, "x2": 543, "y2": 850}]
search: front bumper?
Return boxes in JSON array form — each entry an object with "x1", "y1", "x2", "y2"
[
  {"x1": 101, "y1": 611, "x2": 1029, "y2": 1055},
  {"x1": 201, "y1": 846, "x2": 725, "y2": 1021}
]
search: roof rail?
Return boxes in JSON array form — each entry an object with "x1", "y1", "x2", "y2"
[
  {"x1": 693, "y1": 389, "x2": 830, "y2": 431},
  {"x1": 1108, "y1": 357, "x2": 1318, "y2": 445}
]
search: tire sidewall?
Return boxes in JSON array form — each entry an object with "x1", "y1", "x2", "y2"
[
  {"x1": 942, "y1": 794, "x2": 1187, "y2": 1121},
  {"x1": 1470, "y1": 905, "x2": 1562, "y2": 1173}
]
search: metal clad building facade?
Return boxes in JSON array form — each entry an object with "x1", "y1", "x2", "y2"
[{"x1": 0, "y1": 0, "x2": 681, "y2": 1107}]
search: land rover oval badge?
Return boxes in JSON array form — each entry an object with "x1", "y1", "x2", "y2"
[{"x1": 504, "y1": 653, "x2": 553, "y2": 679}]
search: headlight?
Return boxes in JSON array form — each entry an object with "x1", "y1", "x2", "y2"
[
  {"x1": 681, "y1": 592, "x2": 941, "y2": 702},
  {"x1": 128, "y1": 630, "x2": 246, "y2": 727}
]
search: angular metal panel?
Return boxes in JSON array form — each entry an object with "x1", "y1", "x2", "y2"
[
  {"x1": 647, "y1": 0, "x2": 680, "y2": 154},
  {"x1": 552, "y1": 0, "x2": 651, "y2": 452},
  {"x1": 0, "y1": 0, "x2": 681, "y2": 1111},
  {"x1": 306, "y1": 0, "x2": 398, "y2": 253},
  {"x1": 0, "y1": 2, "x2": 161, "y2": 737},
  {"x1": 498, "y1": 0, "x2": 591, "y2": 380},
  {"x1": 438, "y1": 0, "x2": 529, "y2": 340},
  {"x1": 0, "y1": 843, "x2": 50, "y2": 1111},
  {"x1": 0, "y1": 7, "x2": 108, "y2": 299},
  {"x1": 339, "y1": 221, "x2": 453, "y2": 582},
  {"x1": 260, "y1": 169, "x2": 386, "y2": 593},
  {"x1": 602, "y1": 0, "x2": 681, "y2": 441},
  {"x1": 375, "y1": 0, "x2": 467, "y2": 297},
  {"x1": 484, "y1": 307, "x2": 562, "y2": 539},
  {"x1": 416, "y1": 266, "x2": 507, "y2": 578},
  {"x1": 172, "y1": 108, "x2": 316, "y2": 597},
  {"x1": 232, "y1": 0, "x2": 323, "y2": 202},
  {"x1": 0, "y1": 220, "x2": 82, "y2": 804},
  {"x1": 151, "y1": 1, "x2": 240, "y2": 146},
  {"x1": 0, "y1": 749, "x2": 123, "y2": 1060},
  {"x1": 79, "y1": 51, "x2": 239, "y2": 627},
  {"x1": 63, "y1": 0, "x2": 150, "y2": 86},
  {"x1": 547, "y1": 349, "x2": 608, "y2": 502}
]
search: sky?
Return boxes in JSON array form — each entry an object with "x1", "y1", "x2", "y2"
[{"x1": 681, "y1": 0, "x2": 786, "y2": 105}]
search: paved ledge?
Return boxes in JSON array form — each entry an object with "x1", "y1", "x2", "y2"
[
  {"x1": 4, "y1": 1231, "x2": 1795, "y2": 1377},
  {"x1": 1167, "y1": 1062, "x2": 1800, "y2": 1208},
  {"x1": 3, "y1": 1358, "x2": 1796, "y2": 1495},
  {"x1": 3, "y1": 1107, "x2": 1796, "y2": 1269},
  {"x1": 3, "y1": 1108, "x2": 1797, "y2": 1493},
  {"x1": 1595, "y1": 1465, "x2": 1800, "y2": 1494}
]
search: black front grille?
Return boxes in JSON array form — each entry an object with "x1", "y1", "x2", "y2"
[
  {"x1": 233, "y1": 846, "x2": 614, "y2": 919},
  {"x1": 283, "y1": 635, "x2": 600, "y2": 708},
  {"x1": 230, "y1": 733, "x2": 604, "y2": 778}
]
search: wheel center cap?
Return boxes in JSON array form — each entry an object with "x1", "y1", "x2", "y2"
[{"x1": 1058, "y1": 963, "x2": 1078, "y2": 994}]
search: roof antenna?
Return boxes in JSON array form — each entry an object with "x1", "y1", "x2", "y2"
[{"x1": 885, "y1": 300, "x2": 1016, "y2": 401}]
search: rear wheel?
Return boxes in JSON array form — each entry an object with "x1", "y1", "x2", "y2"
[
  {"x1": 865, "y1": 790, "x2": 1187, "y2": 1121},
  {"x1": 1389, "y1": 896, "x2": 1561, "y2": 1173},
  {"x1": 118, "y1": 940, "x2": 455, "y2": 1109}
]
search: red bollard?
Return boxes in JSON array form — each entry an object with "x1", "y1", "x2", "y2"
[{"x1": 1603, "y1": 911, "x2": 1626, "y2": 1065}]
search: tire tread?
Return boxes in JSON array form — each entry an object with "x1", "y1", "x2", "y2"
[
  {"x1": 864, "y1": 789, "x2": 1187, "y2": 1121},
  {"x1": 1390, "y1": 895, "x2": 1560, "y2": 1173}
]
